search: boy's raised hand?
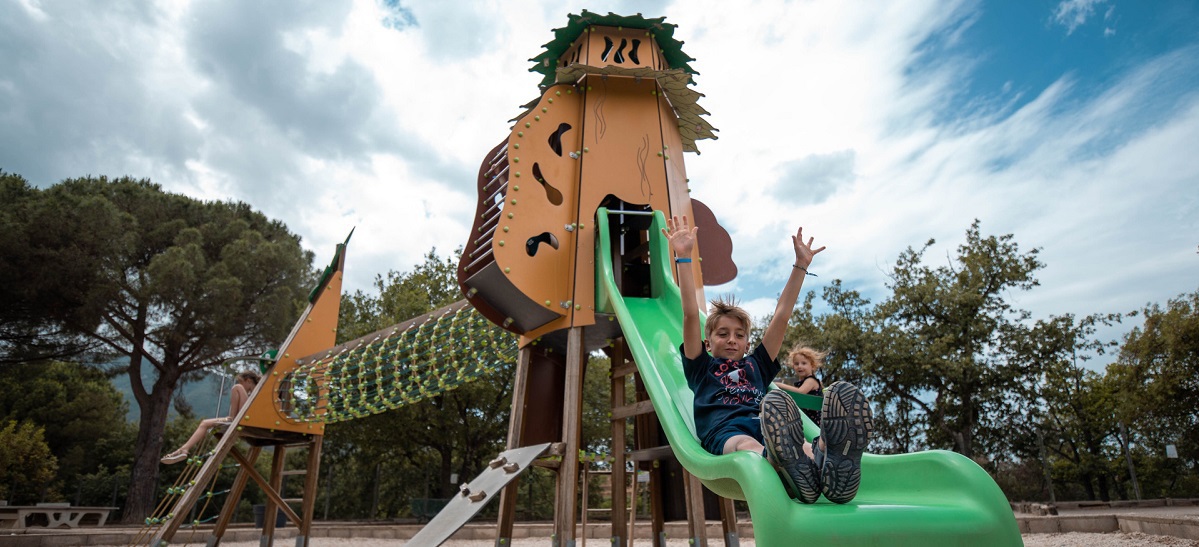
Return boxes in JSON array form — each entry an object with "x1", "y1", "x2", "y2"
[
  {"x1": 793, "y1": 227, "x2": 826, "y2": 268},
  {"x1": 662, "y1": 215, "x2": 699, "y2": 256}
]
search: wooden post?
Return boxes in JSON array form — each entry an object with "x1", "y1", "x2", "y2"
[
  {"x1": 681, "y1": 469, "x2": 708, "y2": 546},
  {"x1": 296, "y1": 436, "x2": 323, "y2": 547},
  {"x1": 609, "y1": 339, "x2": 629, "y2": 547},
  {"x1": 207, "y1": 446, "x2": 262, "y2": 546},
  {"x1": 496, "y1": 346, "x2": 532, "y2": 545},
  {"x1": 555, "y1": 327, "x2": 586, "y2": 547},
  {"x1": 260, "y1": 445, "x2": 287, "y2": 546},
  {"x1": 718, "y1": 497, "x2": 739, "y2": 547}
]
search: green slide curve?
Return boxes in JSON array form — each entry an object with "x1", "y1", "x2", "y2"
[{"x1": 593, "y1": 208, "x2": 1023, "y2": 546}]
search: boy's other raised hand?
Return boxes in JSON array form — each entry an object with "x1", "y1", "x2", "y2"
[
  {"x1": 662, "y1": 215, "x2": 699, "y2": 256},
  {"x1": 792, "y1": 227, "x2": 826, "y2": 268}
]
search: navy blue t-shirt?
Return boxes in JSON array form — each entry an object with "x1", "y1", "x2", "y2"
[{"x1": 682, "y1": 343, "x2": 781, "y2": 456}]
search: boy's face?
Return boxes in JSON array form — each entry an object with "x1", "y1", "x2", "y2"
[{"x1": 707, "y1": 316, "x2": 748, "y2": 360}]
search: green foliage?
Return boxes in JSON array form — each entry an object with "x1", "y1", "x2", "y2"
[
  {"x1": 0, "y1": 361, "x2": 134, "y2": 504},
  {"x1": 1110, "y1": 290, "x2": 1199, "y2": 497},
  {"x1": 0, "y1": 173, "x2": 315, "y2": 521},
  {"x1": 0, "y1": 420, "x2": 59, "y2": 503}
]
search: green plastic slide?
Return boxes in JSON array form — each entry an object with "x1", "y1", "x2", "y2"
[{"x1": 593, "y1": 208, "x2": 1023, "y2": 546}]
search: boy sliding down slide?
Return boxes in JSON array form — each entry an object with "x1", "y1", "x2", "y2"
[{"x1": 662, "y1": 215, "x2": 873, "y2": 504}]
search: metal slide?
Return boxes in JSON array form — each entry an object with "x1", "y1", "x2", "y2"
[{"x1": 593, "y1": 208, "x2": 1023, "y2": 547}]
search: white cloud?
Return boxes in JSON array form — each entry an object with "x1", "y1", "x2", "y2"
[
  {"x1": 1, "y1": 0, "x2": 1195, "y2": 366},
  {"x1": 1053, "y1": 0, "x2": 1107, "y2": 35}
]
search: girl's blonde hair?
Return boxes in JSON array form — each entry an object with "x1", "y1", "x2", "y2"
[{"x1": 787, "y1": 344, "x2": 828, "y2": 371}]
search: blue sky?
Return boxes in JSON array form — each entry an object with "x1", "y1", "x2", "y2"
[{"x1": 1, "y1": 0, "x2": 1196, "y2": 369}]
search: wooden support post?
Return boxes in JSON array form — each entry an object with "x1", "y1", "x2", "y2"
[
  {"x1": 555, "y1": 327, "x2": 586, "y2": 547},
  {"x1": 206, "y1": 446, "x2": 263, "y2": 547},
  {"x1": 260, "y1": 445, "x2": 288, "y2": 547},
  {"x1": 608, "y1": 339, "x2": 628, "y2": 547},
  {"x1": 718, "y1": 497, "x2": 740, "y2": 547},
  {"x1": 296, "y1": 436, "x2": 323, "y2": 547},
  {"x1": 496, "y1": 346, "x2": 532, "y2": 545},
  {"x1": 648, "y1": 462, "x2": 665, "y2": 547},
  {"x1": 681, "y1": 469, "x2": 708, "y2": 546}
]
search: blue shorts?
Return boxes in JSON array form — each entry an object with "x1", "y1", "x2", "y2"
[{"x1": 702, "y1": 415, "x2": 763, "y2": 456}]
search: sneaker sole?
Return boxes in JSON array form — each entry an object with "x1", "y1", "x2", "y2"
[
  {"x1": 761, "y1": 391, "x2": 820, "y2": 504},
  {"x1": 819, "y1": 382, "x2": 873, "y2": 504}
]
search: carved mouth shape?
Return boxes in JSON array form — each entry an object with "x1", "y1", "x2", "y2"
[{"x1": 525, "y1": 232, "x2": 560, "y2": 257}]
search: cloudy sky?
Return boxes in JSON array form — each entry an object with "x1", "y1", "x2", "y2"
[{"x1": 3, "y1": 0, "x2": 1196, "y2": 365}]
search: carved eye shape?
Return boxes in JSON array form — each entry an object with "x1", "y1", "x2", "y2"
[
  {"x1": 629, "y1": 40, "x2": 641, "y2": 65},
  {"x1": 532, "y1": 163, "x2": 564, "y2": 206},
  {"x1": 548, "y1": 123, "x2": 572, "y2": 157},
  {"x1": 601, "y1": 36, "x2": 614, "y2": 62},
  {"x1": 526, "y1": 232, "x2": 560, "y2": 257}
]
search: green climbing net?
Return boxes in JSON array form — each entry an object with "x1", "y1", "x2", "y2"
[{"x1": 279, "y1": 304, "x2": 517, "y2": 424}]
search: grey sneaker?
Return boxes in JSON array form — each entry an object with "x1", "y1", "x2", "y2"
[
  {"x1": 818, "y1": 381, "x2": 873, "y2": 504},
  {"x1": 761, "y1": 390, "x2": 820, "y2": 504}
]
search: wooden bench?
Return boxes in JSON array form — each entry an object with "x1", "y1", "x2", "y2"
[{"x1": 0, "y1": 504, "x2": 119, "y2": 529}]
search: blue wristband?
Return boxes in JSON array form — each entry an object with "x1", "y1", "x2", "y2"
[{"x1": 675, "y1": 257, "x2": 692, "y2": 263}]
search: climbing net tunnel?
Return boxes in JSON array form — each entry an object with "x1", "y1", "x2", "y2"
[{"x1": 278, "y1": 300, "x2": 518, "y2": 424}]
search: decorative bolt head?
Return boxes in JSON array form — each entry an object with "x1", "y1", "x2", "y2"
[
  {"x1": 657, "y1": 152, "x2": 663, "y2": 157},
  {"x1": 513, "y1": 185, "x2": 519, "y2": 191},
  {"x1": 583, "y1": 147, "x2": 589, "y2": 153},
  {"x1": 555, "y1": 91, "x2": 561, "y2": 96},
  {"x1": 514, "y1": 171, "x2": 520, "y2": 177},
  {"x1": 524, "y1": 122, "x2": 531, "y2": 128},
  {"x1": 534, "y1": 115, "x2": 540, "y2": 121},
  {"x1": 510, "y1": 199, "x2": 517, "y2": 205},
  {"x1": 512, "y1": 157, "x2": 519, "y2": 163},
  {"x1": 541, "y1": 107, "x2": 548, "y2": 113},
  {"x1": 575, "y1": 304, "x2": 581, "y2": 310},
  {"x1": 504, "y1": 267, "x2": 510, "y2": 273},
  {"x1": 507, "y1": 213, "x2": 514, "y2": 219},
  {"x1": 517, "y1": 131, "x2": 524, "y2": 137},
  {"x1": 545, "y1": 300, "x2": 551, "y2": 306},
  {"x1": 513, "y1": 143, "x2": 520, "y2": 149},
  {"x1": 498, "y1": 240, "x2": 505, "y2": 246},
  {"x1": 503, "y1": 226, "x2": 509, "y2": 232}
]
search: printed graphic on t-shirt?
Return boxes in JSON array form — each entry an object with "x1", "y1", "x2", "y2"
[{"x1": 711, "y1": 357, "x2": 763, "y2": 406}]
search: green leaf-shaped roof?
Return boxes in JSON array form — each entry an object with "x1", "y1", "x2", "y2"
[{"x1": 529, "y1": 10, "x2": 698, "y2": 89}]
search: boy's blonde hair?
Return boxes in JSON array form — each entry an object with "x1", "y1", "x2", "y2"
[
  {"x1": 704, "y1": 297, "x2": 751, "y2": 338},
  {"x1": 787, "y1": 344, "x2": 828, "y2": 371}
]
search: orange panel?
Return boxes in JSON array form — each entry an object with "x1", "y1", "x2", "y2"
[
  {"x1": 493, "y1": 84, "x2": 584, "y2": 331},
  {"x1": 569, "y1": 74, "x2": 679, "y2": 329},
  {"x1": 581, "y1": 26, "x2": 663, "y2": 72},
  {"x1": 239, "y1": 271, "x2": 342, "y2": 435}
]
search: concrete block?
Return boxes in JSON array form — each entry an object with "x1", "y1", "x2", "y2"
[
  {"x1": 1057, "y1": 515, "x2": 1118, "y2": 533},
  {"x1": 1024, "y1": 518, "x2": 1060, "y2": 534}
]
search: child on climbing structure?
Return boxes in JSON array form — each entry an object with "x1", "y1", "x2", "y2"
[
  {"x1": 662, "y1": 215, "x2": 873, "y2": 504},
  {"x1": 775, "y1": 344, "x2": 827, "y2": 426},
  {"x1": 161, "y1": 370, "x2": 261, "y2": 464}
]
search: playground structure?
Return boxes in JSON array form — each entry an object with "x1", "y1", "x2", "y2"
[{"x1": 143, "y1": 10, "x2": 1023, "y2": 547}]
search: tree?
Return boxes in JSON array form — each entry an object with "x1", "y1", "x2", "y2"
[
  {"x1": 0, "y1": 361, "x2": 134, "y2": 502},
  {"x1": 1014, "y1": 314, "x2": 1122, "y2": 500},
  {"x1": 3, "y1": 176, "x2": 314, "y2": 521},
  {"x1": 0, "y1": 421, "x2": 59, "y2": 504},
  {"x1": 0, "y1": 171, "x2": 104, "y2": 363},
  {"x1": 865, "y1": 220, "x2": 1043, "y2": 460},
  {"x1": 1111, "y1": 290, "x2": 1199, "y2": 496}
]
